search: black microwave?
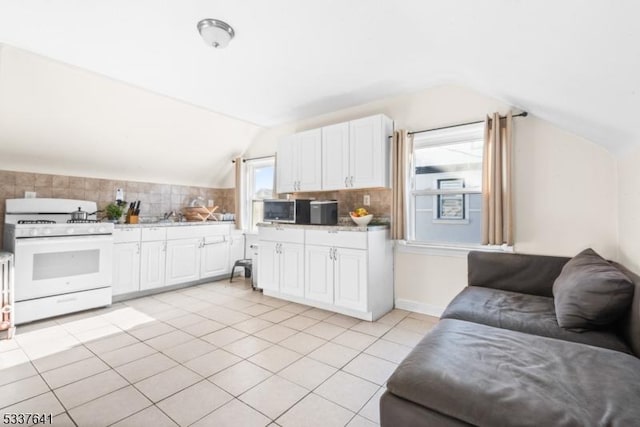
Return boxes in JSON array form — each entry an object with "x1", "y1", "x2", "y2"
[{"x1": 263, "y1": 199, "x2": 311, "y2": 224}]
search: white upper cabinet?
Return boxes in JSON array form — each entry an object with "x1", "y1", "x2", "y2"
[
  {"x1": 322, "y1": 122, "x2": 350, "y2": 191},
  {"x1": 297, "y1": 129, "x2": 322, "y2": 191},
  {"x1": 277, "y1": 129, "x2": 322, "y2": 193},
  {"x1": 278, "y1": 114, "x2": 392, "y2": 193},
  {"x1": 277, "y1": 135, "x2": 296, "y2": 194},
  {"x1": 349, "y1": 115, "x2": 392, "y2": 189},
  {"x1": 323, "y1": 114, "x2": 393, "y2": 191}
]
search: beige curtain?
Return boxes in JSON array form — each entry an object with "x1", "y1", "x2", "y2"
[
  {"x1": 234, "y1": 157, "x2": 243, "y2": 230},
  {"x1": 391, "y1": 130, "x2": 412, "y2": 240},
  {"x1": 482, "y1": 112, "x2": 513, "y2": 246}
]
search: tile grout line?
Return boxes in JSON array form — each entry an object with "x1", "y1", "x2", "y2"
[{"x1": 4, "y1": 280, "x2": 425, "y2": 426}]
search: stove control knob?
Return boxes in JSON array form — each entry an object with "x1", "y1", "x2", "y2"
[
  {"x1": 30, "y1": 229, "x2": 38, "y2": 236},
  {"x1": 43, "y1": 228, "x2": 52, "y2": 235},
  {"x1": 88, "y1": 227, "x2": 96, "y2": 233},
  {"x1": 66, "y1": 228, "x2": 74, "y2": 234},
  {"x1": 98, "y1": 227, "x2": 106, "y2": 233}
]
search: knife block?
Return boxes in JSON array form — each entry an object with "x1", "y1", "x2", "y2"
[{"x1": 126, "y1": 214, "x2": 139, "y2": 224}]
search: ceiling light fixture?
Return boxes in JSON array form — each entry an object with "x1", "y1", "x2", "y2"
[{"x1": 197, "y1": 19, "x2": 235, "y2": 49}]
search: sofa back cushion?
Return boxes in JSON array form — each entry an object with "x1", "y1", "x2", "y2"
[
  {"x1": 612, "y1": 262, "x2": 640, "y2": 357},
  {"x1": 553, "y1": 248, "x2": 634, "y2": 331},
  {"x1": 468, "y1": 251, "x2": 569, "y2": 297}
]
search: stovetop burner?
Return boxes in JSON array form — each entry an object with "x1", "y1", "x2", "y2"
[
  {"x1": 17, "y1": 220, "x2": 57, "y2": 224},
  {"x1": 67, "y1": 219, "x2": 100, "y2": 224}
]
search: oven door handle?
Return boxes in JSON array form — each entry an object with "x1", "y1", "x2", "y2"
[{"x1": 14, "y1": 235, "x2": 114, "y2": 246}]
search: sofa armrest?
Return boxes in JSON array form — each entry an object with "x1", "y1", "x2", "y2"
[{"x1": 468, "y1": 251, "x2": 570, "y2": 297}]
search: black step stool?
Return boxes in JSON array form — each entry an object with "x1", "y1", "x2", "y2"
[{"x1": 230, "y1": 259, "x2": 252, "y2": 283}]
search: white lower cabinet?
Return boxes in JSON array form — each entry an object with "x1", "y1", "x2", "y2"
[
  {"x1": 229, "y1": 233, "x2": 245, "y2": 276},
  {"x1": 112, "y1": 228, "x2": 142, "y2": 296},
  {"x1": 304, "y1": 245, "x2": 334, "y2": 304},
  {"x1": 333, "y1": 247, "x2": 367, "y2": 311},
  {"x1": 259, "y1": 226, "x2": 393, "y2": 321},
  {"x1": 112, "y1": 242, "x2": 140, "y2": 296},
  {"x1": 304, "y1": 245, "x2": 367, "y2": 310},
  {"x1": 258, "y1": 241, "x2": 279, "y2": 292},
  {"x1": 112, "y1": 224, "x2": 235, "y2": 299},
  {"x1": 258, "y1": 228, "x2": 305, "y2": 297},
  {"x1": 140, "y1": 241, "x2": 166, "y2": 290},
  {"x1": 165, "y1": 238, "x2": 201, "y2": 286},
  {"x1": 201, "y1": 235, "x2": 230, "y2": 279},
  {"x1": 280, "y1": 243, "x2": 304, "y2": 297}
]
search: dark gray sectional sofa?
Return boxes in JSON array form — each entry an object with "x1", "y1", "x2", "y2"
[{"x1": 381, "y1": 251, "x2": 640, "y2": 427}]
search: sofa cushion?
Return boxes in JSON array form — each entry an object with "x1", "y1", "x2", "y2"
[
  {"x1": 468, "y1": 251, "x2": 569, "y2": 297},
  {"x1": 387, "y1": 319, "x2": 640, "y2": 427},
  {"x1": 613, "y1": 263, "x2": 640, "y2": 357},
  {"x1": 441, "y1": 286, "x2": 631, "y2": 354},
  {"x1": 380, "y1": 391, "x2": 473, "y2": 427},
  {"x1": 553, "y1": 248, "x2": 634, "y2": 330}
]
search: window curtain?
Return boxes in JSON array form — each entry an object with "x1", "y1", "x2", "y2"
[
  {"x1": 482, "y1": 112, "x2": 513, "y2": 246},
  {"x1": 234, "y1": 157, "x2": 243, "y2": 230},
  {"x1": 391, "y1": 130, "x2": 412, "y2": 240}
]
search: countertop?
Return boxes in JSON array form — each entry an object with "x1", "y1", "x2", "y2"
[
  {"x1": 115, "y1": 221, "x2": 235, "y2": 229},
  {"x1": 257, "y1": 222, "x2": 389, "y2": 232}
]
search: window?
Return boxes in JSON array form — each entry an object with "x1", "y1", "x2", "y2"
[
  {"x1": 408, "y1": 123, "x2": 484, "y2": 245},
  {"x1": 244, "y1": 157, "x2": 275, "y2": 233}
]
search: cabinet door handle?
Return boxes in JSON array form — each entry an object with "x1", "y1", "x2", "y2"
[
  {"x1": 136, "y1": 243, "x2": 140, "y2": 254},
  {"x1": 350, "y1": 176, "x2": 354, "y2": 187},
  {"x1": 333, "y1": 248, "x2": 338, "y2": 260},
  {"x1": 345, "y1": 176, "x2": 349, "y2": 188}
]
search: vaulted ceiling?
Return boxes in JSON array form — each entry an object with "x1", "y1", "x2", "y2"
[{"x1": 0, "y1": 0, "x2": 638, "y2": 152}]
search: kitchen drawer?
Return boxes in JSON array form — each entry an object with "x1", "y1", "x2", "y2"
[
  {"x1": 305, "y1": 229, "x2": 367, "y2": 249},
  {"x1": 141, "y1": 227, "x2": 167, "y2": 242},
  {"x1": 113, "y1": 228, "x2": 142, "y2": 243},
  {"x1": 15, "y1": 287, "x2": 112, "y2": 325},
  {"x1": 259, "y1": 227, "x2": 304, "y2": 244},
  {"x1": 166, "y1": 224, "x2": 228, "y2": 240},
  {"x1": 203, "y1": 224, "x2": 231, "y2": 236}
]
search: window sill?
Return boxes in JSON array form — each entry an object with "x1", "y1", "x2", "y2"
[{"x1": 395, "y1": 240, "x2": 513, "y2": 257}]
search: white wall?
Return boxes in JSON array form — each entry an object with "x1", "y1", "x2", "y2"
[
  {"x1": 513, "y1": 117, "x2": 618, "y2": 258},
  {"x1": 246, "y1": 84, "x2": 619, "y2": 315},
  {"x1": 617, "y1": 146, "x2": 640, "y2": 274},
  {"x1": 0, "y1": 44, "x2": 263, "y2": 188}
]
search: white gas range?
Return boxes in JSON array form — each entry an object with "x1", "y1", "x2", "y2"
[{"x1": 3, "y1": 198, "x2": 114, "y2": 324}]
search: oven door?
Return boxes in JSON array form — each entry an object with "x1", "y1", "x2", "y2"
[{"x1": 13, "y1": 235, "x2": 113, "y2": 301}]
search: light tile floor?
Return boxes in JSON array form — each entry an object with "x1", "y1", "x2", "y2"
[{"x1": 0, "y1": 279, "x2": 438, "y2": 426}]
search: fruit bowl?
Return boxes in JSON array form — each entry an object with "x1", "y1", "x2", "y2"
[{"x1": 350, "y1": 213, "x2": 373, "y2": 226}]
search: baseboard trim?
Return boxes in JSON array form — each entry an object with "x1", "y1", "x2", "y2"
[{"x1": 395, "y1": 298, "x2": 445, "y2": 318}]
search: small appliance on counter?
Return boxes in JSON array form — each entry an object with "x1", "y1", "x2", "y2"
[
  {"x1": 263, "y1": 199, "x2": 311, "y2": 224},
  {"x1": 310, "y1": 200, "x2": 338, "y2": 225}
]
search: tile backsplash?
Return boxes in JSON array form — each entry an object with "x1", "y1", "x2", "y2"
[
  {"x1": 291, "y1": 188, "x2": 391, "y2": 220},
  {"x1": 0, "y1": 169, "x2": 235, "y2": 245}
]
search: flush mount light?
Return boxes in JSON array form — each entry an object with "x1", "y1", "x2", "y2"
[{"x1": 197, "y1": 18, "x2": 235, "y2": 49}]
